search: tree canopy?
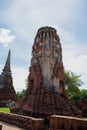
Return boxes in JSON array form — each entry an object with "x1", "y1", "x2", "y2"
[{"x1": 64, "y1": 70, "x2": 84, "y2": 102}]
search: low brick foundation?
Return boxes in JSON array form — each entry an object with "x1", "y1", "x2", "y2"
[
  {"x1": 0, "y1": 112, "x2": 44, "y2": 130},
  {"x1": 50, "y1": 115, "x2": 87, "y2": 130},
  {"x1": 0, "y1": 113, "x2": 87, "y2": 130}
]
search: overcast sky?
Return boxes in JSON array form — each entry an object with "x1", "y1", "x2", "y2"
[{"x1": 0, "y1": 0, "x2": 87, "y2": 91}]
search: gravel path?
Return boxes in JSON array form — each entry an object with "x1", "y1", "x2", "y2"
[{"x1": 0, "y1": 121, "x2": 26, "y2": 130}]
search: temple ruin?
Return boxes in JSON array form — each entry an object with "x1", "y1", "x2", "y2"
[
  {"x1": 11, "y1": 27, "x2": 82, "y2": 120},
  {"x1": 0, "y1": 50, "x2": 17, "y2": 106}
]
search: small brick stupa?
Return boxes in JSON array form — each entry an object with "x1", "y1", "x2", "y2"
[
  {"x1": 0, "y1": 50, "x2": 17, "y2": 106},
  {"x1": 11, "y1": 27, "x2": 82, "y2": 120}
]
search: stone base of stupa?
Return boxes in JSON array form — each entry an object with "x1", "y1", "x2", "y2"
[{"x1": 11, "y1": 87, "x2": 82, "y2": 121}]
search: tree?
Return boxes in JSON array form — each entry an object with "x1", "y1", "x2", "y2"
[
  {"x1": 81, "y1": 89, "x2": 87, "y2": 99},
  {"x1": 64, "y1": 70, "x2": 83, "y2": 102},
  {"x1": 17, "y1": 89, "x2": 26, "y2": 100},
  {"x1": 17, "y1": 78, "x2": 28, "y2": 100}
]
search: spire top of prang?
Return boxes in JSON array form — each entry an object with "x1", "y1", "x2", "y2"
[{"x1": 3, "y1": 49, "x2": 11, "y2": 74}]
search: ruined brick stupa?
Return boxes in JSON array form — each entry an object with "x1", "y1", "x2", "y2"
[
  {"x1": 11, "y1": 27, "x2": 81, "y2": 119},
  {"x1": 0, "y1": 50, "x2": 17, "y2": 106}
]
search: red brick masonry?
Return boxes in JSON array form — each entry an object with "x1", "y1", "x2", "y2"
[
  {"x1": 0, "y1": 112, "x2": 87, "y2": 130},
  {"x1": 50, "y1": 115, "x2": 87, "y2": 130},
  {"x1": 0, "y1": 112, "x2": 44, "y2": 130}
]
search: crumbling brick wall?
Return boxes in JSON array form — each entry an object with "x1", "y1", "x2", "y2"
[
  {"x1": 50, "y1": 115, "x2": 87, "y2": 130},
  {"x1": 0, "y1": 112, "x2": 44, "y2": 130},
  {"x1": 0, "y1": 113, "x2": 87, "y2": 130}
]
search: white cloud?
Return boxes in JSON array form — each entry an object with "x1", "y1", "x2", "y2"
[
  {"x1": 0, "y1": 28, "x2": 15, "y2": 46},
  {"x1": 12, "y1": 66, "x2": 28, "y2": 92},
  {"x1": 0, "y1": 64, "x2": 3, "y2": 72},
  {"x1": 57, "y1": 27, "x2": 87, "y2": 89},
  {"x1": 2, "y1": 0, "x2": 84, "y2": 43}
]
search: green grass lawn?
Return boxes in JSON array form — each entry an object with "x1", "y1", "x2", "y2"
[{"x1": 0, "y1": 107, "x2": 10, "y2": 113}]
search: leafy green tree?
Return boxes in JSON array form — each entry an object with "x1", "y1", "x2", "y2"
[
  {"x1": 64, "y1": 70, "x2": 83, "y2": 102},
  {"x1": 81, "y1": 89, "x2": 87, "y2": 99},
  {"x1": 17, "y1": 89, "x2": 26, "y2": 100},
  {"x1": 17, "y1": 78, "x2": 28, "y2": 100}
]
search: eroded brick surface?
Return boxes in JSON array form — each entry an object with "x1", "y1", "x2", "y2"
[
  {"x1": 0, "y1": 112, "x2": 44, "y2": 130},
  {"x1": 11, "y1": 27, "x2": 82, "y2": 120},
  {"x1": 50, "y1": 115, "x2": 87, "y2": 130},
  {"x1": 0, "y1": 50, "x2": 17, "y2": 107}
]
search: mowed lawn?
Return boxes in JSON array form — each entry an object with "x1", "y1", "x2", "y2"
[{"x1": 0, "y1": 108, "x2": 10, "y2": 113}]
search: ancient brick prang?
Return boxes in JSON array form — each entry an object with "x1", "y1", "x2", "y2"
[
  {"x1": 11, "y1": 27, "x2": 82, "y2": 120},
  {"x1": 0, "y1": 50, "x2": 17, "y2": 106}
]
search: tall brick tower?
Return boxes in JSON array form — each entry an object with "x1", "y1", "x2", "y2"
[
  {"x1": 11, "y1": 27, "x2": 81, "y2": 120},
  {"x1": 0, "y1": 50, "x2": 17, "y2": 106}
]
